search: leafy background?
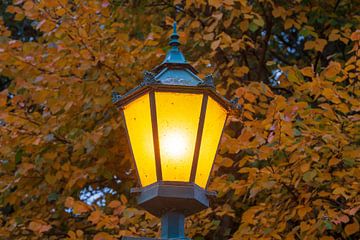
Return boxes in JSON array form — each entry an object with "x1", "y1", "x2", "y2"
[{"x1": 0, "y1": 0, "x2": 359, "y2": 239}]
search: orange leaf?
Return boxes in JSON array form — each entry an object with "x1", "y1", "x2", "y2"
[
  {"x1": 108, "y1": 200, "x2": 121, "y2": 208},
  {"x1": 93, "y1": 232, "x2": 115, "y2": 240},
  {"x1": 211, "y1": 39, "x2": 221, "y2": 50},
  {"x1": 242, "y1": 207, "x2": 262, "y2": 225},
  {"x1": 120, "y1": 194, "x2": 128, "y2": 205},
  {"x1": 345, "y1": 221, "x2": 359, "y2": 236},
  {"x1": 65, "y1": 197, "x2": 74, "y2": 208},
  {"x1": 234, "y1": 66, "x2": 249, "y2": 77},
  {"x1": 221, "y1": 157, "x2": 234, "y2": 167},
  {"x1": 300, "y1": 162, "x2": 310, "y2": 173},
  {"x1": 88, "y1": 210, "x2": 101, "y2": 224},
  {"x1": 208, "y1": 0, "x2": 222, "y2": 8},
  {"x1": 300, "y1": 67, "x2": 314, "y2": 77},
  {"x1": 28, "y1": 220, "x2": 51, "y2": 234},
  {"x1": 324, "y1": 61, "x2": 341, "y2": 78},
  {"x1": 73, "y1": 201, "x2": 91, "y2": 214}
]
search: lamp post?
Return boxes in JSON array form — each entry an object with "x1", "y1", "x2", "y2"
[{"x1": 116, "y1": 23, "x2": 238, "y2": 240}]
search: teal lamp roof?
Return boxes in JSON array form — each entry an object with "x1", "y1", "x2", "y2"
[{"x1": 152, "y1": 22, "x2": 202, "y2": 86}]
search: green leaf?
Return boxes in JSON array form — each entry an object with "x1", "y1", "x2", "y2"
[
  {"x1": 15, "y1": 149, "x2": 23, "y2": 164},
  {"x1": 303, "y1": 170, "x2": 317, "y2": 182},
  {"x1": 249, "y1": 22, "x2": 259, "y2": 32},
  {"x1": 293, "y1": 128, "x2": 301, "y2": 136},
  {"x1": 47, "y1": 193, "x2": 59, "y2": 202},
  {"x1": 324, "y1": 220, "x2": 332, "y2": 230}
]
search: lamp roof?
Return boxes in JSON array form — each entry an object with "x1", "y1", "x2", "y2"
[
  {"x1": 151, "y1": 22, "x2": 200, "y2": 85},
  {"x1": 114, "y1": 22, "x2": 240, "y2": 111}
]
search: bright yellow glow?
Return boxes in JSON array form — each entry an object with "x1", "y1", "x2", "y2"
[
  {"x1": 155, "y1": 92, "x2": 202, "y2": 181},
  {"x1": 162, "y1": 131, "x2": 188, "y2": 158},
  {"x1": 195, "y1": 97, "x2": 227, "y2": 188},
  {"x1": 123, "y1": 93, "x2": 157, "y2": 186}
]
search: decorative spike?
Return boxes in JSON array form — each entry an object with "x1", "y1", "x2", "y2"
[
  {"x1": 230, "y1": 97, "x2": 241, "y2": 110},
  {"x1": 198, "y1": 74, "x2": 215, "y2": 87},
  {"x1": 142, "y1": 71, "x2": 159, "y2": 85},
  {"x1": 112, "y1": 91, "x2": 122, "y2": 103},
  {"x1": 169, "y1": 22, "x2": 180, "y2": 47}
]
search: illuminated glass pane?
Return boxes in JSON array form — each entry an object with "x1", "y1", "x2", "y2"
[
  {"x1": 123, "y1": 93, "x2": 157, "y2": 186},
  {"x1": 155, "y1": 92, "x2": 203, "y2": 182},
  {"x1": 195, "y1": 97, "x2": 227, "y2": 188}
]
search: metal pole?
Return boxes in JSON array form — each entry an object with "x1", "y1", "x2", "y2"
[{"x1": 161, "y1": 212, "x2": 185, "y2": 239}]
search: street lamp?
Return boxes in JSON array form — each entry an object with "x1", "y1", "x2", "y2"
[{"x1": 116, "y1": 23, "x2": 238, "y2": 239}]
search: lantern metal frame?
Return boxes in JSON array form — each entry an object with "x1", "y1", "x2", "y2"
[{"x1": 116, "y1": 83, "x2": 231, "y2": 189}]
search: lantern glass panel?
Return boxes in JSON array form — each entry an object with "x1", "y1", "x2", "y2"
[
  {"x1": 195, "y1": 97, "x2": 227, "y2": 188},
  {"x1": 155, "y1": 92, "x2": 203, "y2": 182},
  {"x1": 123, "y1": 93, "x2": 157, "y2": 186}
]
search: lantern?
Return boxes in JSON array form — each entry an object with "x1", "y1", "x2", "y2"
[{"x1": 116, "y1": 23, "x2": 238, "y2": 239}]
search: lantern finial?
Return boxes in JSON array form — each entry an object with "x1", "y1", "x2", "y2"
[
  {"x1": 169, "y1": 22, "x2": 180, "y2": 47},
  {"x1": 161, "y1": 21, "x2": 186, "y2": 64}
]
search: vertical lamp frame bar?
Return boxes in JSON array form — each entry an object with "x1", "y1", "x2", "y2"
[
  {"x1": 149, "y1": 90, "x2": 163, "y2": 181},
  {"x1": 190, "y1": 94, "x2": 208, "y2": 182}
]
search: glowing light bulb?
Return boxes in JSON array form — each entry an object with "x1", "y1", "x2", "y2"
[{"x1": 161, "y1": 131, "x2": 188, "y2": 159}]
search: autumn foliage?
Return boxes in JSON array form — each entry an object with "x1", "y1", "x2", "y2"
[{"x1": 0, "y1": 0, "x2": 359, "y2": 239}]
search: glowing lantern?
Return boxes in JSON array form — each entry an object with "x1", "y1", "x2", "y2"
[{"x1": 116, "y1": 23, "x2": 238, "y2": 239}]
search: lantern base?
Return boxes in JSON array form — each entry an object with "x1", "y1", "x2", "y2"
[{"x1": 131, "y1": 181, "x2": 214, "y2": 218}]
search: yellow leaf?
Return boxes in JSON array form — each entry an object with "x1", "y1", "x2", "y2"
[
  {"x1": 244, "y1": 92, "x2": 256, "y2": 103},
  {"x1": 67, "y1": 230, "x2": 76, "y2": 239},
  {"x1": 80, "y1": 49, "x2": 92, "y2": 60},
  {"x1": 224, "y1": 0, "x2": 234, "y2": 5},
  {"x1": 297, "y1": 206, "x2": 312, "y2": 219},
  {"x1": 324, "y1": 61, "x2": 341, "y2": 78},
  {"x1": 208, "y1": 0, "x2": 222, "y2": 8},
  {"x1": 78, "y1": 28, "x2": 88, "y2": 38},
  {"x1": 56, "y1": 8, "x2": 66, "y2": 16},
  {"x1": 222, "y1": 157, "x2": 234, "y2": 167},
  {"x1": 322, "y1": 88, "x2": 341, "y2": 104},
  {"x1": 328, "y1": 158, "x2": 340, "y2": 166},
  {"x1": 284, "y1": 19, "x2": 294, "y2": 30},
  {"x1": 45, "y1": 174, "x2": 57, "y2": 185},
  {"x1": 44, "y1": 0, "x2": 58, "y2": 7},
  {"x1": 203, "y1": 33, "x2": 214, "y2": 41},
  {"x1": 300, "y1": 67, "x2": 314, "y2": 77},
  {"x1": 300, "y1": 162, "x2": 310, "y2": 173},
  {"x1": 120, "y1": 194, "x2": 128, "y2": 204},
  {"x1": 272, "y1": 6, "x2": 286, "y2": 19},
  {"x1": 239, "y1": 20, "x2": 248, "y2": 32},
  {"x1": 344, "y1": 221, "x2": 359, "y2": 236},
  {"x1": 234, "y1": 66, "x2": 249, "y2": 77},
  {"x1": 329, "y1": 32, "x2": 340, "y2": 41},
  {"x1": 315, "y1": 38, "x2": 327, "y2": 52},
  {"x1": 0, "y1": 89, "x2": 8, "y2": 106},
  {"x1": 190, "y1": 20, "x2": 201, "y2": 29},
  {"x1": 304, "y1": 41, "x2": 315, "y2": 50},
  {"x1": 211, "y1": 39, "x2": 221, "y2": 50},
  {"x1": 243, "y1": 111, "x2": 254, "y2": 120},
  {"x1": 165, "y1": 16, "x2": 174, "y2": 26},
  {"x1": 242, "y1": 207, "x2": 261, "y2": 225}
]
